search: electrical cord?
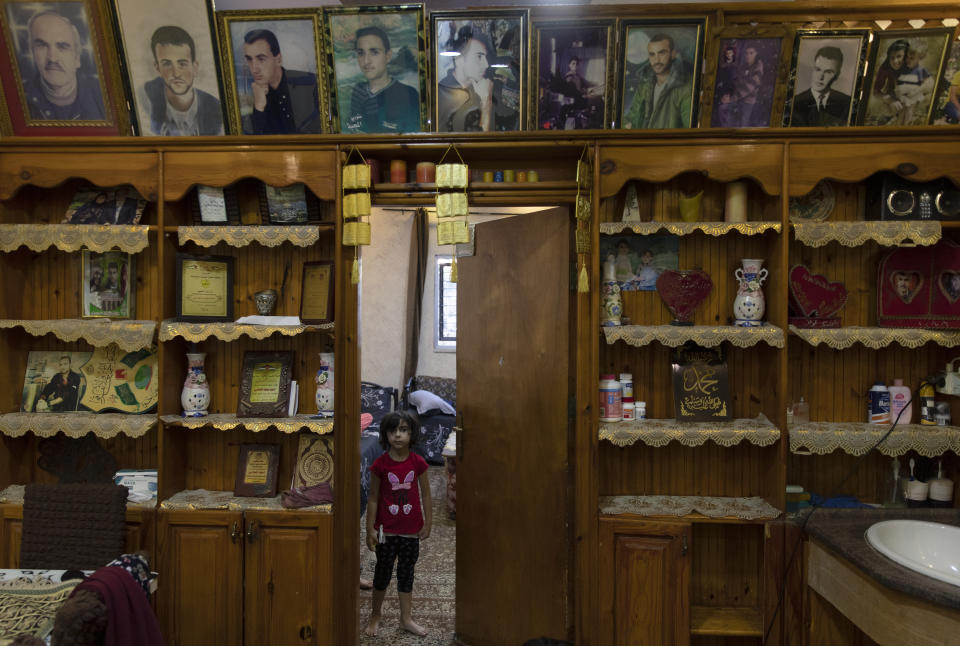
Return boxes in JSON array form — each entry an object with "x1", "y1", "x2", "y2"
[{"x1": 761, "y1": 377, "x2": 941, "y2": 645}]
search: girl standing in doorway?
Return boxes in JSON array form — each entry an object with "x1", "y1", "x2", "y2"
[{"x1": 365, "y1": 411, "x2": 432, "y2": 637}]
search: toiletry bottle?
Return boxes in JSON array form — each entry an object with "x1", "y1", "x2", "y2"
[
  {"x1": 888, "y1": 378, "x2": 912, "y2": 424},
  {"x1": 928, "y1": 459, "x2": 954, "y2": 508},
  {"x1": 867, "y1": 381, "x2": 890, "y2": 424},
  {"x1": 622, "y1": 397, "x2": 635, "y2": 420},
  {"x1": 637, "y1": 401, "x2": 646, "y2": 420},
  {"x1": 599, "y1": 374, "x2": 622, "y2": 422},
  {"x1": 620, "y1": 372, "x2": 633, "y2": 400},
  {"x1": 793, "y1": 397, "x2": 810, "y2": 424},
  {"x1": 919, "y1": 380, "x2": 937, "y2": 425}
]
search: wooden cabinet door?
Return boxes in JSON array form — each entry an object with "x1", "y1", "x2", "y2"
[
  {"x1": 243, "y1": 511, "x2": 334, "y2": 646},
  {"x1": 0, "y1": 504, "x2": 22, "y2": 568},
  {"x1": 599, "y1": 517, "x2": 692, "y2": 646},
  {"x1": 158, "y1": 510, "x2": 243, "y2": 646}
]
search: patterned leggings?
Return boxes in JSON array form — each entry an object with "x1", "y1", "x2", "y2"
[{"x1": 373, "y1": 535, "x2": 420, "y2": 593}]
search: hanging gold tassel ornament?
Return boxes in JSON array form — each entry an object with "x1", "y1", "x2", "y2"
[
  {"x1": 450, "y1": 256, "x2": 458, "y2": 283},
  {"x1": 351, "y1": 252, "x2": 359, "y2": 285},
  {"x1": 578, "y1": 261, "x2": 589, "y2": 293}
]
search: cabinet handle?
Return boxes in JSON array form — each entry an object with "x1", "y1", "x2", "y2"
[
  {"x1": 246, "y1": 519, "x2": 258, "y2": 543},
  {"x1": 455, "y1": 413, "x2": 463, "y2": 461},
  {"x1": 681, "y1": 534, "x2": 689, "y2": 556},
  {"x1": 230, "y1": 520, "x2": 241, "y2": 543},
  {"x1": 299, "y1": 625, "x2": 313, "y2": 640}
]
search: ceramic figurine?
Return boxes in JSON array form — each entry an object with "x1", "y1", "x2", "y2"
[
  {"x1": 181, "y1": 352, "x2": 209, "y2": 417},
  {"x1": 733, "y1": 258, "x2": 767, "y2": 326},
  {"x1": 315, "y1": 352, "x2": 334, "y2": 415},
  {"x1": 600, "y1": 254, "x2": 622, "y2": 326}
]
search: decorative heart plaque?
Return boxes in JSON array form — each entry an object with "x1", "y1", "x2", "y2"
[
  {"x1": 656, "y1": 269, "x2": 713, "y2": 325},
  {"x1": 788, "y1": 265, "x2": 848, "y2": 328}
]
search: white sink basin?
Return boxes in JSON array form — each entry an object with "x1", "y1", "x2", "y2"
[{"x1": 865, "y1": 520, "x2": 960, "y2": 587}]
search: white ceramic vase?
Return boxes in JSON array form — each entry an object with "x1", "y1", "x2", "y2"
[
  {"x1": 733, "y1": 259, "x2": 768, "y2": 326},
  {"x1": 181, "y1": 352, "x2": 210, "y2": 417},
  {"x1": 315, "y1": 352, "x2": 334, "y2": 415}
]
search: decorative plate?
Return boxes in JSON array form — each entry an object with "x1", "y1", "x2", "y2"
[{"x1": 789, "y1": 180, "x2": 835, "y2": 222}]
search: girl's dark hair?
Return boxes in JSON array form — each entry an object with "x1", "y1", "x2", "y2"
[{"x1": 378, "y1": 411, "x2": 421, "y2": 449}]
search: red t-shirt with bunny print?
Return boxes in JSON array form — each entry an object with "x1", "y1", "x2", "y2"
[{"x1": 370, "y1": 451, "x2": 429, "y2": 535}]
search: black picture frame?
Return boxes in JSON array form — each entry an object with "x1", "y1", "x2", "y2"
[
  {"x1": 175, "y1": 252, "x2": 235, "y2": 322},
  {"x1": 237, "y1": 350, "x2": 294, "y2": 418},
  {"x1": 191, "y1": 185, "x2": 240, "y2": 225},
  {"x1": 234, "y1": 443, "x2": 280, "y2": 496},
  {"x1": 300, "y1": 260, "x2": 334, "y2": 324}
]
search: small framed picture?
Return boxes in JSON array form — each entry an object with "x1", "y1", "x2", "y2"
[
  {"x1": 530, "y1": 19, "x2": 614, "y2": 130},
  {"x1": 600, "y1": 233, "x2": 680, "y2": 292},
  {"x1": 431, "y1": 9, "x2": 527, "y2": 132},
  {"x1": 234, "y1": 443, "x2": 280, "y2": 497},
  {"x1": 701, "y1": 25, "x2": 793, "y2": 128},
  {"x1": 110, "y1": 0, "x2": 226, "y2": 135},
  {"x1": 0, "y1": 0, "x2": 130, "y2": 135},
  {"x1": 192, "y1": 185, "x2": 238, "y2": 224},
  {"x1": 323, "y1": 4, "x2": 427, "y2": 134},
  {"x1": 63, "y1": 186, "x2": 146, "y2": 224},
  {"x1": 263, "y1": 183, "x2": 308, "y2": 224},
  {"x1": 216, "y1": 8, "x2": 328, "y2": 135},
  {"x1": 175, "y1": 253, "x2": 235, "y2": 322},
  {"x1": 858, "y1": 28, "x2": 953, "y2": 127},
  {"x1": 617, "y1": 18, "x2": 706, "y2": 129},
  {"x1": 237, "y1": 350, "x2": 294, "y2": 418},
  {"x1": 300, "y1": 260, "x2": 334, "y2": 324},
  {"x1": 82, "y1": 250, "x2": 134, "y2": 318},
  {"x1": 783, "y1": 29, "x2": 870, "y2": 127},
  {"x1": 930, "y1": 40, "x2": 960, "y2": 125}
]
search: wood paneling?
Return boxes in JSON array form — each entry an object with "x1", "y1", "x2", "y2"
[{"x1": 0, "y1": 153, "x2": 158, "y2": 201}]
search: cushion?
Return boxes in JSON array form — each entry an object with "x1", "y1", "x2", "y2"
[
  {"x1": 413, "y1": 412, "x2": 455, "y2": 465},
  {"x1": 408, "y1": 389, "x2": 456, "y2": 415},
  {"x1": 406, "y1": 376, "x2": 456, "y2": 408},
  {"x1": 0, "y1": 580, "x2": 79, "y2": 642},
  {"x1": 360, "y1": 382, "x2": 398, "y2": 424}
]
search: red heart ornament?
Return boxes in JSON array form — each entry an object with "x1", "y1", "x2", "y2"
[
  {"x1": 788, "y1": 265, "x2": 848, "y2": 319},
  {"x1": 656, "y1": 270, "x2": 713, "y2": 324}
]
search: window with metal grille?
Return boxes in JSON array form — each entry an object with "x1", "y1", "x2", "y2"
[{"x1": 435, "y1": 255, "x2": 456, "y2": 351}]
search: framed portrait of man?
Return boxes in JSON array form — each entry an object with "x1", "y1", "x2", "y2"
[
  {"x1": 701, "y1": 25, "x2": 793, "y2": 129},
  {"x1": 0, "y1": 0, "x2": 129, "y2": 135},
  {"x1": 216, "y1": 8, "x2": 328, "y2": 135},
  {"x1": 323, "y1": 5, "x2": 427, "y2": 134},
  {"x1": 110, "y1": 0, "x2": 226, "y2": 136},
  {"x1": 617, "y1": 18, "x2": 705, "y2": 130},
  {"x1": 431, "y1": 9, "x2": 527, "y2": 133},
  {"x1": 783, "y1": 29, "x2": 870, "y2": 128},
  {"x1": 858, "y1": 27, "x2": 952, "y2": 128},
  {"x1": 530, "y1": 20, "x2": 614, "y2": 130},
  {"x1": 930, "y1": 40, "x2": 960, "y2": 125}
]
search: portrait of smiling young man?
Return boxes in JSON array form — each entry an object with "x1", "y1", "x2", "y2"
[{"x1": 344, "y1": 25, "x2": 420, "y2": 133}]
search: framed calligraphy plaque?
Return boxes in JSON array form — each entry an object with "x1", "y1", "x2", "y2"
[
  {"x1": 237, "y1": 350, "x2": 294, "y2": 418},
  {"x1": 234, "y1": 443, "x2": 280, "y2": 497},
  {"x1": 671, "y1": 342, "x2": 731, "y2": 422}
]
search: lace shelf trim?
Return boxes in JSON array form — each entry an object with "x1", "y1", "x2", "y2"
[
  {"x1": 160, "y1": 489, "x2": 331, "y2": 512},
  {"x1": 0, "y1": 412, "x2": 157, "y2": 439},
  {"x1": 159, "y1": 319, "x2": 334, "y2": 342},
  {"x1": 161, "y1": 413, "x2": 333, "y2": 435},
  {"x1": 792, "y1": 221, "x2": 941, "y2": 248},
  {"x1": 601, "y1": 221, "x2": 780, "y2": 236},
  {"x1": 177, "y1": 225, "x2": 321, "y2": 248},
  {"x1": 789, "y1": 325, "x2": 960, "y2": 349},
  {"x1": 600, "y1": 414, "x2": 780, "y2": 448},
  {"x1": 790, "y1": 422, "x2": 960, "y2": 457},
  {"x1": 599, "y1": 495, "x2": 780, "y2": 521},
  {"x1": 0, "y1": 224, "x2": 150, "y2": 253},
  {"x1": 0, "y1": 319, "x2": 156, "y2": 351},
  {"x1": 604, "y1": 324, "x2": 785, "y2": 348}
]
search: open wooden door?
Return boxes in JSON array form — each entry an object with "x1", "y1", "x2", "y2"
[{"x1": 455, "y1": 207, "x2": 573, "y2": 645}]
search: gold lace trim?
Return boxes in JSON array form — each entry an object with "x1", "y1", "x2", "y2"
[
  {"x1": 599, "y1": 495, "x2": 780, "y2": 521},
  {"x1": 601, "y1": 221, "x2": 780, "y2": 236},
  {"x1": 790, "y1": 422, "x2": 960, "y2": 457},
  {"x1": 177, "y1": 225, "x2": 321, "y2": 248},
  {"x1": 0, "y1": 412, "x2": 157, "y2": 439},
  {"x1": 161, "y1": 413, "x2": 334, "y2": 435},
  {"x1": 792, "y1": 221, "x2": 941, "y2": 248},
  {"x1": 604, "y1": 324, "x2": 785, "y2": 348},
  {"x1": 0, "y1": 224, "x2": 150, "y2": 253},
  {"x1": 790, "y1": 325, "x2": 960, "y2": 349},
  {"x1": 160, "y1": 489, "x2": 332, "y2": 512},
  {"x1": 0, "y1": 319, "x2": 157, "y2": 351},
  {"x1": 159, "y1": 319, "x2": 334, "y2": 342},
  {"x1": 600, "y1": 414, "x2": 779, "y2": 448}
]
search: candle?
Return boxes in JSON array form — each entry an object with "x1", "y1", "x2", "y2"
[
  {"x1": 416, "y1": 161, "x2": 436, "y2": 184},
  {"x1": 482, "y1": 171, "x2": 494, "y2": 183},
  {"x1": 724, "y1": 181, "x2": 748, "y2": 223},
  {"x1": 503, "y1": 169, "x2": 515, "y2": 182},
  {"x1": 527, "y1": 170, "x2": 539, "y2": 183},
  {"x1": 365, "y1": 159, "x2": 381, "y2": 184},
  {"x1": 516, "y1": 171, "x2": 527, "y2": 182},
  {"x1": 494, "y1": 171, "x2": 504, "y2": 182},
  {"x1": 390, "y1": 159, "x2": 407, "y2": 184}
]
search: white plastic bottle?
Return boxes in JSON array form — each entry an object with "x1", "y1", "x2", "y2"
[
  {"x1": 622, "y1": 397, "x2": 635, "y2": 420},
  {"x1": 599, "y1": 374, "x2": 622, "y2": 422},
  {"x1": 867, "y1": 381, "x2": 890, "y2": 424},
  {"x1": 888, "y1": 378, "x2": 912, "y2": 424}
]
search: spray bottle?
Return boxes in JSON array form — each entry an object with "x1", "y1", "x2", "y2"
[{"x1": 919, "y1": 379, "x2": 937, "y2": 425}]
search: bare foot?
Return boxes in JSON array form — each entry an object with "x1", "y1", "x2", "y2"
[
  {"x1": 364, "y1": 614, "x2": 380, "y2": 636},
  {"x1": 359, "y1": 578, "x2": 373, "y2": 590},
  {"x1": 401, "y1": 618, "x2": 428, "y2": 637}
]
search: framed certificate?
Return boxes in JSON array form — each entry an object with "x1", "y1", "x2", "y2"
[
  {"x1": 193, "y1": 185, "x2": 234, "y2": 224},
  {"x1": 234, "y1": 443, "x2": 280, "y2": 497},
  {"x1": 175, "y1": 253, "x2": 235, "y2": 322},
  {"x1": 300, "y1": 261, "x2": 334, "y2": 324},
  {"x1": 237, "y1": 350, "x2": 294, "y2": 418}
]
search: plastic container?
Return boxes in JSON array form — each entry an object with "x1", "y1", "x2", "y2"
[
  {"x1": 636, "y1": 401, "x2": 646, "y2": 420},
  {"x1": 599, "y1": 375, "x2": 622, "y2": 422},
  {"x1": 928, "y1": 459, "x2": 954, "y2": 507},
  {"x1": 888, "y1": 378, "x2": 912, "y2": 424},
  {"x1": 793, "y1": 397, "x2": 810, "y2": 424},
  {"x1": 867, "y1": 381, "x2": 890, "y2": 424},
  {"x1": 919, "y1": 381, "x2": 937, "y2": 425},
  {"x1": 620, "y1": 373, "x2": 633, "y2": 400},
  {"x1": 622, "y1": 397, "x2": 635, "y2": 420}
]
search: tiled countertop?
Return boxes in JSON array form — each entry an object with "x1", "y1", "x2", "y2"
[{"x1": 802, "y1": 508, "x2": 960, "y2": 610}]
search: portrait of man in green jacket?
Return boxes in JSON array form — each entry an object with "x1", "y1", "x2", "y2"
[{"x1": 622, "y1": 33, "x2": 695, "y2": 129}]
